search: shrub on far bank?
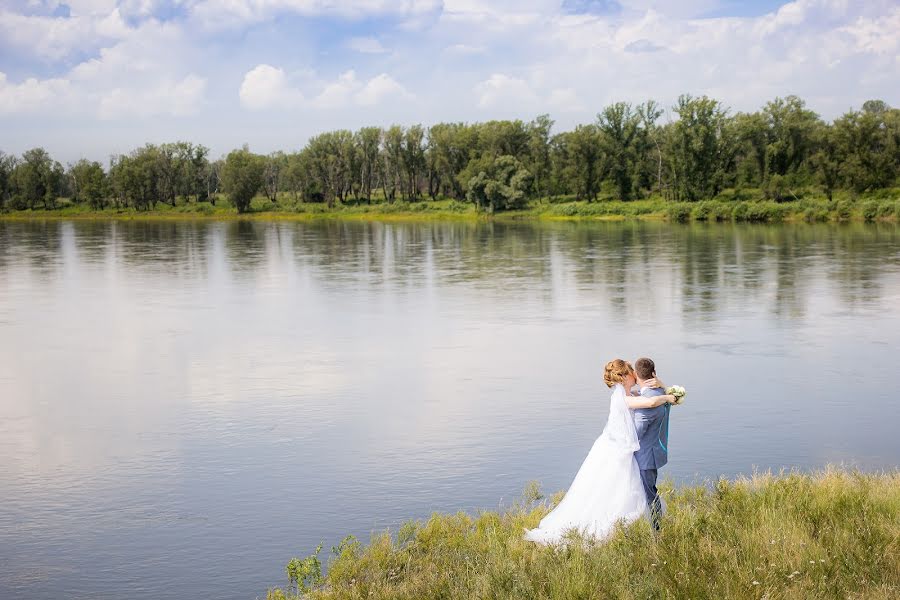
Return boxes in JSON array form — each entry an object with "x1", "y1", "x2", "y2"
[
  {"x1": 732, "y1": 201, "x2": 789, "y2": 223},
  {"x1": 658, "y1": 194, "x2": 898, "y2": 224},
  {"x1": 802, "y1": 206, "x2": 830, "y2": 223},
  {"x1": 691, "y1": 201, "x2": 731, "y2": 222},
  {"x1": 832, "y1": 199, "x2": 854, "y2": 221},
  {"x1": 666, "y1": 203, "x2": 692, "y2": 223},
  {"x1": 878, "y1": 200, "x2": 899, "y2": 218},
  {"x1": 862, "y1": 200, "x2": 880, "y2": 222}
]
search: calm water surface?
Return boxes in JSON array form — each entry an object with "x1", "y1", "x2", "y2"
[{"x1": 1, "y1": 220, "x2": 898, "y2": 599}]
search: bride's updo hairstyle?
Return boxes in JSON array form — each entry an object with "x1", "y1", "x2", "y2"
[{"x1": 604, "y1": 359, "x2": 634, "y2": 388}]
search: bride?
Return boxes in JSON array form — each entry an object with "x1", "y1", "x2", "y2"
[{"x1": 524, "y1": 359, "x2": 675, "y2": 544}]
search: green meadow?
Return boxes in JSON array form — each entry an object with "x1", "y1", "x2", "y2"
[{"x1": 267, "y1": 469, "x2": 899, "y2": 600}]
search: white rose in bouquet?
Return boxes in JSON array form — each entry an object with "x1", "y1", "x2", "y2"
[{"x1": 665, "y1": 385, "x2": 686, "y2": 405}]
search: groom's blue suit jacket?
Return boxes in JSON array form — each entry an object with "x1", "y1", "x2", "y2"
[{"x1": 633, "y1": 387, "x2": 669, "y2": 470}]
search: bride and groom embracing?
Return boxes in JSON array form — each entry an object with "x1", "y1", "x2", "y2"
[{"x1": 525, "y1": 357, "x2": 682, "y2": 545}]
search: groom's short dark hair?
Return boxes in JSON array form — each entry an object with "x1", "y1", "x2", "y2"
[{"x1": 635, "y1": 357, "x2": 656, "y2": 380}]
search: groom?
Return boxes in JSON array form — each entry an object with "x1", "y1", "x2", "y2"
[{"x1": 632, "y1": 357, "x2": 669, "y2": 531}]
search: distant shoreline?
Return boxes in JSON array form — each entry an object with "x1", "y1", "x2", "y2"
[{"x1": 1, "y1": 194, "x2": 897, "y2": 225}]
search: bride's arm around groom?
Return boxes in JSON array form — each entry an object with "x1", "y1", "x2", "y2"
[{"x1": 623, "y1": 377, "x2": 673, "y2": 409}]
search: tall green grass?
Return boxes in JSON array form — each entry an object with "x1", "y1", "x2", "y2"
[{"x1": 267, "y1": 469, "x2": 899, "y2": 599}]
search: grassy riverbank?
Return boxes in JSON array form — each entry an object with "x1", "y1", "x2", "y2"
[
  {"x1": 2, "y1": 190, "x2": 898, "y2": 224},
  {"x1": 267, "y1": 469, "x2": 899, "y2": 599}
]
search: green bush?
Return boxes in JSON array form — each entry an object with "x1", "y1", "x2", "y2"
[
  {"x1": 713, "y1": 203, "x2": 733, "y2": 221},
  {"x1": 666, "y1": 203, "x2": 692, "y2": 223},
  {"x1": 690, "y1": 201, "x2": 733, "y2": 222},
  {"x1": 876, "y1": 201, "x2": 898, "y2": 218},
  {"x1": 630, "y1": 202, "x2": 659, "y2": 216},
  {"x1": 862, "y1": 200, "x2": 880, "y2": 222},
  {"x1": 731, "y1": 201, "x2": 750, "y2": 222},
  {"x1": 731, "y1": 202, "x2": 788, "y2": 223},
  {"x1": 760, "y1": 202, "x2": 788, "y2": 223},
  {"x1": 865, "y1": 187, "x2": 898, "y2": 200},
  {"x1": 688, "y1": 201, "x2": 732, "y2": 222},
  {"x1": 8, "y1": 195, "x2": 28, "y2": 211},
  {"x1": 691, "y1": 201, "x2": 714, "y2": 221},
  {"x1": 803, "y1": 207, "x2": 829, "y2": 223},
  {"x1": 834, "y1": 199, "x2": 853, "y2": 221},
  {"x1": 445, "y1": 200, "x2": 470, "y2": 213},
  {"x1": 552, "y1": 203, "x2": 578, "y2": 217}
]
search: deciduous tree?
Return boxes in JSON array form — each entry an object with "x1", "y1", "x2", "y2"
[{"x1": 222, "y1": 147, "x2": 265, "y2": 213}]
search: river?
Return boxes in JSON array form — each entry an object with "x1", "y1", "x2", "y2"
[{"x1": 1, "y1": 219, "x2": 897, "y2": 599}]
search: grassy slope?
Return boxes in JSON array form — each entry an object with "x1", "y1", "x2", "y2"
[
  {"x1": 2, "y1": 189, "x2": 898, "y2": 224},
  {"x1": 267, "y1": 469, "x2": 899, "y2": 600}
]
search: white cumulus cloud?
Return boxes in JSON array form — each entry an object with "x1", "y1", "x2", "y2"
[
  {"x1": 547, "y1": 88, "x2": 584, "y2": 113},
  {"x1": 474, "y1": 74, "x2": 539, "y2": 110},
  {"x1": 239, "y1": 66, "x2": 413, "y2": 111},
  {"x1": 357, "y1": 73, "x2": 412, "y2": 106},
  {"x1": 0, "y1": 72, "x2": 72, "y2": 115},
  {"x1": 0, "y1": 16, "x2": 206, "y2": 120},
  {"x1": 0, "y1": 7, "x2": 130, "y2": 60},
  {"x1": 239, "y1": 64, "x2": 305, "y2": 110},
  {"x1": 312, "y1": 70, "x2": 361, "y2": 109},
  {"x1": 347, "y1": 36, "x2": 389, "y2": 54},
  {"x1": 99, "y1": 74, "x2": 207, "y2": 119}
]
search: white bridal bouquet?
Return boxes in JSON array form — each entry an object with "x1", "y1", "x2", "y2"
[{"x1": 665, "y1": 385, "x2": 686, "y2": 405}]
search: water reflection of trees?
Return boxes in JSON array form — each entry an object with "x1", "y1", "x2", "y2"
[
  {"x1": 0, "y1": 221, "x2": 64, "y2": 278},
  {"x1": 223, "y1": 221, "x2": 266, "y2": 277},
  {"x1": 113, "y1": 220, "x2": 900, "y2": 316},
  {"x1": 284, "y1": 221, "x2": 558, "y2": 297},
  {"x1": 115, "y1": 221, "x2": 213, "y2": 281},
  {"x1": 3, "y1": 220, "x2": 897, "y2": 324},
  {"x1": 820, "y1": 224, "x2": 898, "y2": 309},
  {"x1": 670, "y1": 224, "x2": 898, "y2": 321},
  {"x1": 270, "y1": 220, "x2": 898, "y2": 324}
]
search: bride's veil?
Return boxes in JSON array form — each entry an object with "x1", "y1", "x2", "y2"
[{"x1": 604, "y1": 383, "x2": 640, "y2": 452}]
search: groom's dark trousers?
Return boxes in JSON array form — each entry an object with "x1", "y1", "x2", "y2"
[
  {"x1": 639, "y1": 468, "x2": 662, "y2": 531},
  {"x1": 633, "y1": 387, "x2": 670, "y2": 531}
]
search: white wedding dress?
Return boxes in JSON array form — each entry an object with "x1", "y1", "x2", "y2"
[{"x1": 524, "y1": 383, "x2": 648, "y2": 544}]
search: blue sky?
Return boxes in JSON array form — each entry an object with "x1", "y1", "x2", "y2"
[{"x1": 1, "y1": 1, "x2": 898, "y2": 163}]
